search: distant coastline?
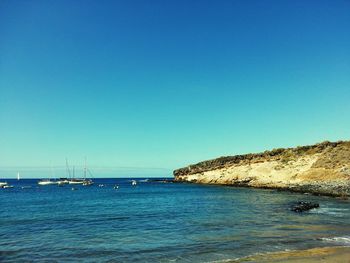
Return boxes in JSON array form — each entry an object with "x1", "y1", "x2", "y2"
[{"x1": 174, "y1": 140, "x2": 350, "y2": 197}]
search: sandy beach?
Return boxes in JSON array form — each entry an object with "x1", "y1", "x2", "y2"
[{"x1": 232, "y1": 246, "x2": 350, "y2": 263}]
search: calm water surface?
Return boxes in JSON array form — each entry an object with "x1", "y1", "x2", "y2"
[{"x1": 1, "y1": 178, "x2": 349, "y2": 262}]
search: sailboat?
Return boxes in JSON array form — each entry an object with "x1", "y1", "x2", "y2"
[
  {"x1": 66, "y1": 158, "x2": 94, "y2": 186},
  {"x1": 68, "y1": 166, "x2": 84, "y2": 184},
  {"x1": 38, "y1": 164, "x2": 58, "y2": 185},
  {"x1": 63, "y1": 159, "x2": 83, "y2": 184},
  {"x1": 82, "y1": 158, "x2": 94, "y2": 186},
  {"x1": 17, "y1": 172, "x2": 20, "y2": 181},
  {"x1": 57, "y1": 159, "x2": 71, "y2": 185}
]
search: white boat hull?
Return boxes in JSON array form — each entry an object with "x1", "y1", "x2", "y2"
[
  {"x1": 38, "y1": 181, "x2": 57, "y2": 185},
  {"x1": 68, "y1": 181, "x2": 84, "y2": 184}
]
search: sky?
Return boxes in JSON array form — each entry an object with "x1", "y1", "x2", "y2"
[{"x1": 0, "y1": 0, "x2": 350, "y2": 178}]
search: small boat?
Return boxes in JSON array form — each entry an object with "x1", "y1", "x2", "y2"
[
  {"x1": 82, "y1": 179, "x2": 93, "y2": 186},
  {"x1": 113, "y1": 185, "x2": 119, "y2": 189},
  {"x1": 38, "y1": 179, "x2": 57, "y2": 185},
  {"x1": 1, "y1": 182, "x2": 14, "y2": 188},
  {"x1": 0, "y1": 182, "x2": 8, "y2": 188},
  {"x1": 38, "y1": 164, "x2": 58, "y2": 185},
  {"x1": 131, "y1": 180, "x2": 137, "y2": 186},
  {"x1": 98, "y1": 184, "x2": 105, "y2": 187}
]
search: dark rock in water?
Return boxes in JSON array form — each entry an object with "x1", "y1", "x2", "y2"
[{"x1": 291, "y1": 201, "x2": 319, "y2": 212}]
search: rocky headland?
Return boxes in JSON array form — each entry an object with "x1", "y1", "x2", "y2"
[{"x1": 174, "y1": 141, "x2": 350, "y2": 197}]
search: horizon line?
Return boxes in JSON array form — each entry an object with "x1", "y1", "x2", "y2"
[{"x1": 0, "y1": 166, "x2": 171, "y2": 170}]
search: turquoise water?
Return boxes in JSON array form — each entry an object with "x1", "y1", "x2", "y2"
[{"x1": 1, "y1": 179, "x2": 350, "y2": 262}]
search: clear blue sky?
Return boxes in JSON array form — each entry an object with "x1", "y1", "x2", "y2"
[{"x1": 1, "y1": 0, "x2": 349, "y2": 177}]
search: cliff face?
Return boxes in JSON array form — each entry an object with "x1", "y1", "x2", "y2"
[{"x1": 174, "y1": 141, "x2": 350, "y2": 196}]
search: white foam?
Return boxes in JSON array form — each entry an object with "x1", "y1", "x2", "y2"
[
  {"x1": 309, "y1": 207, "x2": 348, "y2": 216},
  {"x1": 321, "y1": 236, "x2": 350, "y2": 246},
  {"x1": 208, "y1": 249, "x2": 293, "y2": 263}
]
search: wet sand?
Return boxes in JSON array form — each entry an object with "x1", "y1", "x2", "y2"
[{"x1": 233, "y1": 246, "x2": 350, "y2": 263}]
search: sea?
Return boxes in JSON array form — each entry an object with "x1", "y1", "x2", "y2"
[{"x1": 1, "y1": 178, "x2": 350, "y2": 262}]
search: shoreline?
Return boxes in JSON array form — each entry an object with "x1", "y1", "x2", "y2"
[
  {"x1": 230, "y1": 246, "x2": 350, "y2": 263},
  {"x1": 175, "y1": 181, "x2": 349, "y2": 199}
]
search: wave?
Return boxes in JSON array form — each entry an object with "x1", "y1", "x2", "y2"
[
  {"x1": 209, "y1": 245, "x2": 350, "y2": 263},
  {"x1": 309, "y1": 207, "x2": 349, "y2": 216},
  {"x1": 321, "y1": 236, "x2": 350, "y2": 246}
]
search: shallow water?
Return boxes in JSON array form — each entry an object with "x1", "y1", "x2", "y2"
[{"x1": 1, "y1": 178, "x2": 349, "y2": 262}]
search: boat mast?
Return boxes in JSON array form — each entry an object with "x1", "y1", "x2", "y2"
[
  {"x1": 66, "y1": 158, "x2": 71, "y2": 179},
  {"x1": 50, "y1": 162, "x2": 54, "y2": 180},
  {"x1": 84, "y1": 157, "x2": 87, "y2": 180}
]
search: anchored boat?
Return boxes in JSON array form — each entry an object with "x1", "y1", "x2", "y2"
[
  {"x1": 66, "y1": 158, "x2": 94, "y2": 186},
  {"x1": 0, "y1": 182, "x2": 9, "y2": 188},
  {"x1": 38, "y1": 179, "x2": 57, "y2": 185}
]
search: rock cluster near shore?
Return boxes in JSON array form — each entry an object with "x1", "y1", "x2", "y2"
[
  {"x1": 291, "y1": 201, "x2": 319, "y2": 212},
  {"x1": 173, "y1": 141, "x2": 350, "y2": 197}
]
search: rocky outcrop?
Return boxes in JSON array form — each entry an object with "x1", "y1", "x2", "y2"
[
  {"x1": 291, "y1": 201, "x2": 319, "y2": 212},
  {"x1": 174, "y1": 141, "x2": 350, "y2": 197}
]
